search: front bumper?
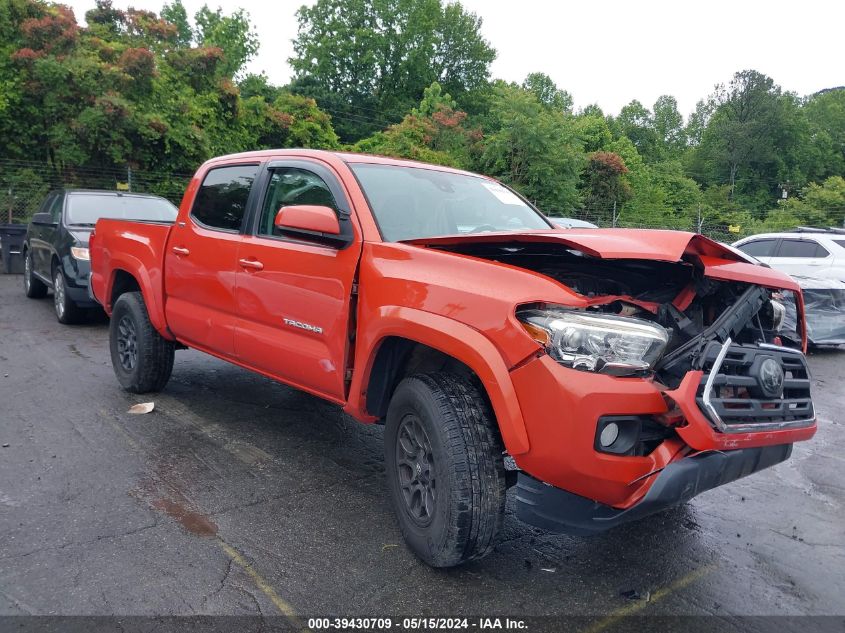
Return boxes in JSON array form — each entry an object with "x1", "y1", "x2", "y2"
[
  {"x1": 61, "y1": 255, "x2": 97, "y2": 308},
  {"x1": 515, "y1": 443, "x2": 792, "y2": 535},
  {"x1": 509, "y1": 351, "x2": 816, "y2": 510}
]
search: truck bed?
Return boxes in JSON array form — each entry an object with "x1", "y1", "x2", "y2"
[{"x1": 89, "y1": 218, "x2": 174, "y2": 325}]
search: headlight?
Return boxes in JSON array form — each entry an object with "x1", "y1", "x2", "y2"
[
  {"x1": 70, "y1": 246, "x2": 90, "y2": 261},
  {"x1": 518, "y1": 308, "x2": 670, "y2": 375}
]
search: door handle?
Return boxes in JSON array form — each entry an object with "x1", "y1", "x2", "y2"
[
  {"x1": 172, "y1": 246, "x2": 190, "y2": 256},
  {"x1": 239, "y1": 258, "x2": 264, "y2": 271}
]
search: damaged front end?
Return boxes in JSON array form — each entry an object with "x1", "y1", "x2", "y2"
[
  {"x1": 439, "y1": 237, "x2": 816, "y2": 438},
  {"x1": 519, "y1": 263, "x2": 815, "y2": 435},
  {"x1": 425, "y1": 233, "x2": 818, "y2": 534}
]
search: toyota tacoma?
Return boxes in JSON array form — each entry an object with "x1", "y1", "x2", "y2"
[{"x1": 89, "y1": 150, "x2": 816, "y2": 567}]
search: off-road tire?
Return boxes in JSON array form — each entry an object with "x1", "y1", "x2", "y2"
[
  {"x1": 23, "y1": 249, "x2": 47, "y2": 299},
  {"x1": 53, "y1": 267, "x2": 84, "y2": 324},
  {"x1": 110, "y1": 291, "x2": 174, "y2": 393},
  {"x1": 385, "y1": 373, "x2": 506, "y2": 567}
]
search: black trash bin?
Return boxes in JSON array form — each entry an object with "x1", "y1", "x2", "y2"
[{"x1": 0, "y1": 224, "x2": 26, "y2": 274}]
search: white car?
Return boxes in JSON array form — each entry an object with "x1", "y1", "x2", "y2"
[{"x1": 732, "y1": 230, "x2": 845, "y2": 282}]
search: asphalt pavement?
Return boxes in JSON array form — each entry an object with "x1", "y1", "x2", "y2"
[{"x1": 0, "y1": 272, "x2": 843, "y2": 630}]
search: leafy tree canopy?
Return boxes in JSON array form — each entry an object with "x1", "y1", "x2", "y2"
[
  {"x1": 1, "y1": 1, "x2": 843, "y2": 236},
  {"x1": 289, "y1": 0, "x2": 495, "y2": 141}
]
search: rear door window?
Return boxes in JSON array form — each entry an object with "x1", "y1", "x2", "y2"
[
  {"x1": 736, "y1": 239, "x2": 779, "y2": 257},
  {"x1": 191, "y1": 164, "x2": 259, "y2": 232},
  {"x1": 775, "y1": 239, "x2": 828, "y2": 258}
]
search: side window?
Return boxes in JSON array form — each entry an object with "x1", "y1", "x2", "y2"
[
  {"x1": 258, "y1": 168, "x2": 339, "y2": 237},
  {"x1": 775, "y1": 239, "x2": 824, "y2": 258},
  {"x1": 37, "y1": 193, "x2": 56, "y2": 216},
  {"x1": 191, "y1": 164, "x2": 259, "y2": 232},
  {"x1": 49, "y1": 194, "x2": 64, "y2": 223},
  {"x1": 737, "y1": 239, "x2": 778, "y2": 257}
]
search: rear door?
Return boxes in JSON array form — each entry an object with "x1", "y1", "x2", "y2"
[
  {"x1": 771, "y1": 239, "x2": 831, "y2": 277},
  {"x1": 164, "y1": 163, "x2": 260, "y2": 357},
  {"x1": 234, "y1": 160, "x2": 361, "y2": 402}
]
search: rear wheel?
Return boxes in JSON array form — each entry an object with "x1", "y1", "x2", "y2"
[
  {"x1": 385, "y1": 373, "x2": 506, "y2": 567},
  {"x1": 53, "y1": 267, "x2": 84, "y2": 324},
  {"x1": 23, "y1": 250, "x2": 47, "y2": 299},
  {"x1": 109, "y1": 291, "x2": 175, "y2": 393}
]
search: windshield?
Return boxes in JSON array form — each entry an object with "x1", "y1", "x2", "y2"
[
  {"x1": 66, "y1": 194, "x2": 178, "y2": 226},
  {"x1": 350, "y1": 164, "x2": 551, "y2": 241}
]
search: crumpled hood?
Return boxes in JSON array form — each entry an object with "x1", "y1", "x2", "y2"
[
  {"x1": 408, "y1": 228, "x2": 734, "y2": 261},
  {"x1": 406, "y1": 228, "x2": 801, "y2": 291}
]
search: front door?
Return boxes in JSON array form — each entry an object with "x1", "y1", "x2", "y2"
[
  {"x1": 234, "y1": 161, "x2": 361, "y2": 402},
  {"x1": 164, "y1": 163, "x2": 260, "y2": 357}
]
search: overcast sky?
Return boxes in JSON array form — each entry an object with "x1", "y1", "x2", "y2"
[{"x1": 64, "y1": 0, "x2": 843, "y2": 117}]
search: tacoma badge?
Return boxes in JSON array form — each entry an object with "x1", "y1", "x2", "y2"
[{"x1": 283, "y1": 318, "x2": 323, "y2": 335}]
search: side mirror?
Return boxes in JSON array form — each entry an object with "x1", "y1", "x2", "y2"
[
  {"x1": 274, "y1": 205, "x2": 341, "y2": 237},
  {"x1": 31, "y1": 212, "x2": 56, "y2": 226}
]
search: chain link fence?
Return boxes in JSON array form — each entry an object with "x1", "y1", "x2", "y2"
[
  {"x1": 0, "y1": 159, "x2": 191, "y2": 225},
  {"x1": 0, "y1": 159, "x2": 787, "y2": 246}
]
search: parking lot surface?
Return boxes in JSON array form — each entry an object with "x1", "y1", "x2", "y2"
[{"x1": 1, "y1": 273, "x2": 843, "y2": 628}]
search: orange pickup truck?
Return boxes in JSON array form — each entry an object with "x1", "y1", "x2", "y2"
[{"x1": 90, "y1": 150, "x2": 816, "y2": 567}]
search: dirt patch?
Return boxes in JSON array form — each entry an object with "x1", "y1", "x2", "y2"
[{"x1": 151, "y1": 497, "x2": 218, "y2": 537}]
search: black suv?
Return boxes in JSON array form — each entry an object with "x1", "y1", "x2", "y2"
[{"x1": 22, "y1": 189, "x2": 177, "y2": 323}]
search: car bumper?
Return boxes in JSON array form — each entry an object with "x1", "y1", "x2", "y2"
[
  {"x1": 508, "y1": 353, "x2": 816, "y2": 510},
  {"x1": 61, "y1": 256, "x2": 97, "y2": 308},
  {"x1": 515, "y1": 443, "x2": 792, "y2": 535}
]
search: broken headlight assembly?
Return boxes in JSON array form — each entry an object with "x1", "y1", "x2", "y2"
[{"x1": 518, "y1": 308, "x2": 670, "y2": 376}]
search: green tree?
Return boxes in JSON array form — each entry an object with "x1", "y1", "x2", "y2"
[
  {"x1": 353, "y1": 82, "x2": 478, "y2": 168},
  {"x1": 290, "y1": 0, "x2": 495, "y2": 141},
  {"x1": 522, "y1": 72, "x2": 573, "y2": 112},
  {"x1": 194, "y1": 5, "x2": 258, "y2": 78},
  {"x1": 685, "y1": 97, "x2": 715, "y2": 146},
  {"x1": 780, "y1": 176, "x2": 845, "y2": 227},
  {"x1": 239, "y1": 72, "x2": 284, "y2": 102},
  {"x1": 603, "y1": 136, "x2": 677, "y2": 228},
  {"x1": 161, "y1": 0, "x2": 192, "y2": 47},
  {"x1": 479, "y1": 84, "x2": 583, "y2": 213},
  {"x1": 573, "y1": 113, "x2": 612, "y2": 153},
  {"x1": 580, "y1": 151, "x2": 631, "y2": 216},
  {"x1": 0, "y1": 0, "x2": 337, "y2": 181},
  {"x1": 802, "y1": 88, "x2": 845, "y2": 182},
  {"x1": 692, "y1": 70, "x2": 802, "y2": 209},
  {"x1": 610, "y1": 100, "x2": 660, "y2": 161},
  {"x1": 652, "y1": 95, "x2": 686, "y2": 157}
]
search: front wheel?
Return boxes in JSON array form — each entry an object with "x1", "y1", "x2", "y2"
[
  {"x1": 109, "y1": 291, "x2": 175, "y2": 393},
  {"x1": 385, "y1": 373, "x2": 506, "y2": 567},
  {"x1": 53, "y1": 267, "x2": 84, "y2": 324}
]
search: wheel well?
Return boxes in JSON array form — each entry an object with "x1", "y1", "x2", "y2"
[
  {"x1": 365, "y1": 337, "x2": 481, "y2": 420},
  {"x1": 110, "y1": 269, "x2": 140, "y2": 307}
]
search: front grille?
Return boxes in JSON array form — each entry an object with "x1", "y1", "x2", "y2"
[{"x1": 696, "y1": 341, "x2": 814, "y2": 432}]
